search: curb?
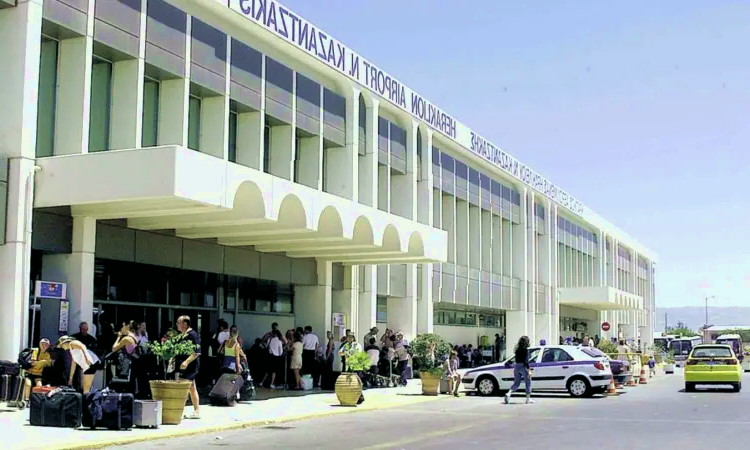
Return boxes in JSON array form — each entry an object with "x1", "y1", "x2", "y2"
[{"x1": 46, "y1": 395, "x2": 446, "y2": 450}]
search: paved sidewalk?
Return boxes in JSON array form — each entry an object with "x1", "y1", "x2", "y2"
[{"x1": 1, "y1": 382, "x2": 444, "y2": 450}]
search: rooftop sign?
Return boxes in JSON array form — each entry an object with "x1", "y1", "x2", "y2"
[{"x1": 230, "y1": 0, "x2": 584, "y2": 216}]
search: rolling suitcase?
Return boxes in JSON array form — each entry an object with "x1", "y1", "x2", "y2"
[
  {"x1": 209, "y1": 373, "x2": 243, "y2": 406},
  {"x1": 0, "y1": 360, "x2": 20, "y2": 376},
  {"x1": 6, "y1": 373, "x2": 26, "y2": 408},
  {"x1": 29, "y1": 387, "x2": 83, "y2": 428},
  {"x1": 83, "y1": 389, "x2": 134, "y2": 430}
]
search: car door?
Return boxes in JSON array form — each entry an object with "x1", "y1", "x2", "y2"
[
  {"x1": 498, "y1": 348, "x2": 540, "y2": 390},
  {"x1": 536, "y1": 348, "x2": 575, "y2": 390}
]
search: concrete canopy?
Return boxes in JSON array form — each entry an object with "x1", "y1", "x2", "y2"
[
  {"x1": 558, "y1": 286, "x2": 643, "y2": 312},
  {"x1": 35, "y1": 146, "x2": 447, "y2": 265}
]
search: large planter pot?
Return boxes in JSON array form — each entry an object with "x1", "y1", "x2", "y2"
[
  {"x1": 420, "y1": 371, "x2": 441, "y2": 396},
  {"x1": 149, "y1": 380, "x2": 191, "y2": 425},
  {"x1": 335, "y1": 373, "x2": 362, "y2": 406}
]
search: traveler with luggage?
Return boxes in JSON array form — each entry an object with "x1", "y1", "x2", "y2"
[
  {"x1": 220, "y1": 327, "x2": 243, "y2": 375},
  {"x1": 23, "y1": 338, "x2": 52, "y2": 402},
  {"x1": 110, "y1": 320, "x2": 140, "y2": 395},
  {"x1": 57, "y1": 335, "x2": 99, "y2": 394}
]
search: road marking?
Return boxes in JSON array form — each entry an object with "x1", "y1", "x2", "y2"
[
  {"x1": 384, "y1": 410, "x2": 750, "y2": 426},
  {"x1": 355, "y1": 424, "x2": 482, "y2": 450}
]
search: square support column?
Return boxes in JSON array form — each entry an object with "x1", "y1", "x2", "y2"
[
  {"x1": 417, "y1": 263, "x2": 433, "y2": 334},
  {"x1": 200, "y1": 95, "x2": 229, "y2": 160},
  {"x1": 325, "y1": 86, "x2": 359, "y2": 200},
  {"x1": 358, "y1": 95, "x2": 379, "y2": 208},
  {"x1": 110, "y1": 58, "x2": 144, "y2": 150},
  {"x1": 416, "y1": 126, "x2": 433, "y2": 226},
  {"x1": 332, "y1": 265, "x2": 358, "y2": 336},
  {"x1": 358, "y1": 265, "x2": 377, "y2": 339},
  {"x1": 55, "y1": 36, "x2": 93, "y2": 155},
  {"x1": 0, "y1": 0, "x2": 43, "y2": 360},
  {"x1": 387, "y1": 265, "x2": 417, "y2": 341},
  {"x1": 42, "y1": 217, "x2": 96, "y2": 335},
  {"x1": 294, "y1": 260, "x2": 332, "y2": 337},
  {"x1": 390, "y1": 120, "x2": 418, "y2": 220},
  {"x1": 535, "y1": 199, "x2": 553, "y2": 345}
]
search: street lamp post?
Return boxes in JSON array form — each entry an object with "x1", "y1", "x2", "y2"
[{"x1": 705, "y1": 295, "x2": 716, "y2": 342}]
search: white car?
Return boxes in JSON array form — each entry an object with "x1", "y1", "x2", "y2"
[{"x1": 462, "y1": 345, "x2": 613, "y2": 398}]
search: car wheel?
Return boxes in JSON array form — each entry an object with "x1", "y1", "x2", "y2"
[
  {"x1": 685, "y1": 382, "x2": 696, "y2": 392},
  {"x1": 476, "y1": 376, "x2": 499, "y2": 396},
  {"x1": 567, "y1": 377, "x2": 591, "y2": 398},
  {"x1": 733, "y1": 382, "x2": 741, "y2": 393}
]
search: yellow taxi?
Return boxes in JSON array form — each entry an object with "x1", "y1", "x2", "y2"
[{"x1": 684, "y1": 344, "x2": 743, "y2": 392}]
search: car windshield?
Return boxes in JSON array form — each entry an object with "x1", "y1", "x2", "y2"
[
  {"x1": 692, "y1": 347, "x2": 732, "y2": 358},
  {"x1": 581, "y1": 348, "x2": 606, "y2": 358}
]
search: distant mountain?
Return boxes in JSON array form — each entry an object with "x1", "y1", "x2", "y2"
[{"x1": 655, "y1": 307, "x2": 750, "y2": 332}]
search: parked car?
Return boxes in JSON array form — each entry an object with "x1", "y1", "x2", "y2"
[
  {"x1": 579, "y1": 346, "x2": 630, "y2": 376},
  {"x1": 461, "y1": 345, "x2": 613, "y2": 398},
  {"x1": 684, "y1": 344, "x2": 742, "y2": 392}
]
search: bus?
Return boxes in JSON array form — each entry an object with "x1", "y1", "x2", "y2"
[
  {"x1": 668, "y1": 337, "x2": 703, "y2": 364},
  {"x1": 715, "y1": 334, "x2": 743, "y2": 361}
]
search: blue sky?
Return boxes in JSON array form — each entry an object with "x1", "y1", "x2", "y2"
[{"x1": 280, "y1": 0, "x2": 750, "y2": 308}]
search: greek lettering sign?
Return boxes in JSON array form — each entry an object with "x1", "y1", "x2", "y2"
[{"x1": 228, "y1": 0, "x2": 584, "y2": 216}]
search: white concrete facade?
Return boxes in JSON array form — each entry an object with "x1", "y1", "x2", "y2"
[{"x1": 0, "y1": 0, "x2": 656, "y2": 360}]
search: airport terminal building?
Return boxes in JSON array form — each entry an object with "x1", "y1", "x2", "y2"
[{"x1": 0, "y1": 0, "x2": 657, "y2": 361}]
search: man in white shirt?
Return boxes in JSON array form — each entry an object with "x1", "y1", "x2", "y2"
[{"x1": 301, "y1": 326, "x2": 320, "y2": 387}]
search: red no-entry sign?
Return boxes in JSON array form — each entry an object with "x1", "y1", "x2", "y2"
[{"x1": 601, "y1": 322, "x2": 611, "y2": 332}]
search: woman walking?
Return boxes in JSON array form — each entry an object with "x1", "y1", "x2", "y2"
[{"x1": 504, "y1": 336, "x2": 534, "y2": 404}]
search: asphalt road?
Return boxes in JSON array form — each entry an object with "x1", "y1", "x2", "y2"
[{"x1": 113, "y1": 371, "x2": 750, "y2": 450}]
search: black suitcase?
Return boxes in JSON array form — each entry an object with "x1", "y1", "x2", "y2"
[
  {"x1": 321, "y1": 371, "x2": 339, "y2": 391},
  {"x1": 83, "y1": 390, "x2": 134, "y2": 430},
  {"x1": 209, "y1": 373, "x2": 243, "y2": 406},
  {"x1": 0, "y1": 360, "x2": 20, "y2": 376},
  {"x1": 29, "y1": 388, "x2": 83, "y2": 428},
  {"x1": 2, "y1": 373, "x2": 26, "y2": 408}
]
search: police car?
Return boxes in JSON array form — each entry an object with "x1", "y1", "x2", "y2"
[{"x1": 462, "y1": 345, "x2": 613, "y2": 398}]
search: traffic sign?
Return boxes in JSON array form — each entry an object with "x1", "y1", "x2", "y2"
[{"x1": 601, "y1": 322, "x2": 611, "y2": 332}]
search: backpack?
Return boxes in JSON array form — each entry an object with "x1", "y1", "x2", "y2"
[
  {"x1": 130, "y1": 340, "x2": 149, "y2": 360},
  {"x1": 18, "y1": 348, "x2": 36, "y2": 370}
]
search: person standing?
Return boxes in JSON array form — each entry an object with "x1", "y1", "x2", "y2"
[
  {"x1": 446, "y1": 351, "x2": 462, "y2": 397},
  {"x1": 290, "y1": 332, "x2": 304, "y2": 390},
  {"x1": 504, "y1": 336, "x2": 534, "y2": 405},
  {"x1": 301, "y1": 326, "x2": 319, "y2": 386},
  {"x1": 175, "y1": 316, "x2": 201, "y2": 420}
]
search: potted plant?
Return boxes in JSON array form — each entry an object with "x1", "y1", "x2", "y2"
[
  {"x1": 146, "y1": 330, "x2": 199, "y2": 424},
  {"x1": 411, "y1": 333, "x2": 452, "y2": 396},
  {"x1": 663, "y1": 350, "x2": 675, "y2": 374},
  {"x1": 334, "y1": 350, "x2": 371, "y2": 406}
]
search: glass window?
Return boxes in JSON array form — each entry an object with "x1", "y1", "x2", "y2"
[
  {"x1": 491, "y1": 181, "x2": 501, "y2": 196},
  {"x1": 480, "y1": 173, "x2": 490, "y2": 191},
  {"x1": 376, "y1": 296, "x2": 387, "y2": 323},
  {"x1": 89, "y1": 57, "x2": 113, "y2": 152},
  {"x1": 440, "y1": 152, "x2": 454, "y2": 171},
  {"x1": 378, "y1": 117, "x2": 389, "y2": 138},
  {"x1": 431, "y1": 146, "x2": 440, "y2": 166},
  {"x1": 142, "y1": 78, "x2": 159, "y2": 147},
  {"x1": 225, "y1": 275, "x2": 237, "y2": 310},
  {"x1": 511, "y1": 190, "x2": 520, "y2": 206},
  {"x1": 469, "y1": 168, "x2": 479, "y2": 185},
  {"x1": 502, "y1": 185, "x2": 511, "y2": 201},
  {"x1": 187, "y1": 95, "x2": 201, "y2": 150},
  {"x1": 455, "y1": 160, "x2": 468, "y2": 179},
  {"x1": 274, "y1": 294, "x2": 293, "y2": 314},
  {"x1": 228, "y1": 111, "x2": 237, "y2": 162},
  {"x1": 541, "y1": 348, "x2": 573, "y2": 363},
  {"x1": 36, "y1": 37, "x2": 59, "y2": 158}
]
